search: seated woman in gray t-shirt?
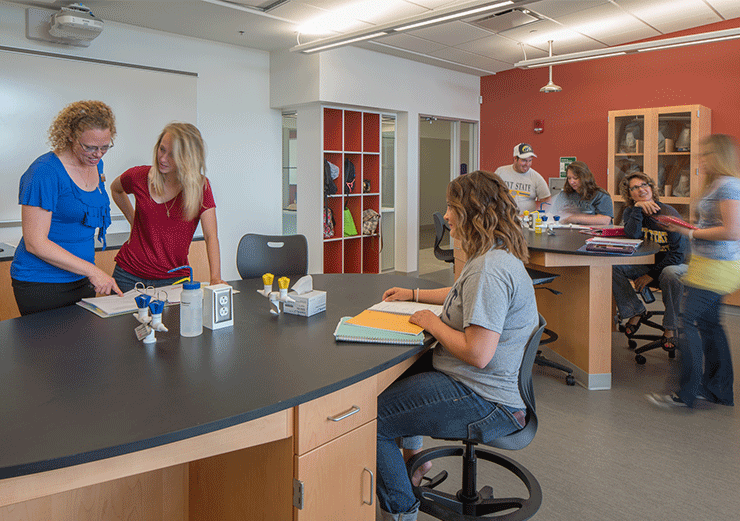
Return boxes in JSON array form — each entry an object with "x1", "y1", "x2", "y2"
[
  {"x1": 374, "y1": 170, "x2": 539, "y2": 521},
  {"x1": 553, "y1": 160, "x2": 613, "y2": 225}
]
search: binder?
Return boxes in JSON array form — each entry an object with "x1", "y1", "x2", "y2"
[{"x1": 334, "y1": 317, "x2": 425, "y2": 345}]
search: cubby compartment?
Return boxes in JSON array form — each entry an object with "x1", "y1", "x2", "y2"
[
  {"x1": 324, "y1": 108, "x2": 343, "y2": 151},
  {"x1": 362, "y1": 155, "x2": 380, "y2": 194},
  {"x1": 363, "y1": 113, "x2": 380, "y2": 153},
  {"x1": 344, "y1": 111, "x2": 362, "y2": 152},
  {"x1": 343, "y1": 153, "x2": 362, "y2": 195},
  {"x1": 323, "y1": 240, "x2": 342, "y2": 274},
  {"x1": 343, "y1": 238, "x2": 362, "y2": 273}
]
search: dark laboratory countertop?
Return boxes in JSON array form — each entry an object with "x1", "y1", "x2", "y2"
[
  {"x1": 524, "y1": 228, "x2": 661, "y2": 257},
  {"x1": 0, "y1": 273, "x2": 441, "y2": 480}
]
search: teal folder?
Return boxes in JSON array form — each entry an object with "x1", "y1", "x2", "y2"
[{"x1": 333, "y1": 317, "x2": 425, "y2": 345}]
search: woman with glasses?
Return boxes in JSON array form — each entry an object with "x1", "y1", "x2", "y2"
[
  {"x1": 553, "y1": 161, "x2": 614, "y2": 225},
  {"x1": 11, "y1": 100, "x2": 123, "y2": 315},
  {"x1": 375, "y1": 171, "x2": 539, "y2": 521},
  {"x1": 612, "y1": 172, "x2": 687, "y2": 350},
  {"x1": 110, "y1": 122, "x2": 224, "y2": 292},
  {"x1": 648, "y1": 134, "x2": 740, "y2": 408}
]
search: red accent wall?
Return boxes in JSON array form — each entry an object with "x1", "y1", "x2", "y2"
[{"x1": 480, "y1": 18, "x2": 740, "y2": 188}]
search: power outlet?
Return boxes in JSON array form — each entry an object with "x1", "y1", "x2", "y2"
[{"x1": 203, "y1": 284, "x2": 233, "y2": 330}]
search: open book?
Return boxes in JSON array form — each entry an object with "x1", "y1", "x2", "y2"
[
  {"x1": 368, "y1": 300, "x2": 443, "y2": 316},
  {"x1": 76, "y1": 284, "x2": 185, "y2": 318}
]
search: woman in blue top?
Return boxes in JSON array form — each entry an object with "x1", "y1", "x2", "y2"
[
  {"x1": 554, "y1": 161, "x2": 613, "y2": 225},
  {"x1": 11, "y1": 100, "x2": 123, "y2": 316},
  {"x1": 648, "y1": 134, "x2": 740, "y2": 408}
]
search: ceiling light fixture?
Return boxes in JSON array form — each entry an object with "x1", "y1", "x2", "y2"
[
  {"x1": 301, "y1": 32, "x2": 389, "y2": 53},
  {"x1": 539, "y1": 40, "x2": 561, "y2": 93},
  {"x1": 516, "y1": 26, "x2": 740, "y2": 68},
  {"x1": 292, "y1": 0, "x2": 522, "y2": 54}
]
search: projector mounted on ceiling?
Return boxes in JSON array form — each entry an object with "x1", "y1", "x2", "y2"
[
  {"x1": 26, "y1": 3, "x2": 103, "y2": 47},
  {"x1": 50, "y1": 3, "x2": 103, "y2": 41}
]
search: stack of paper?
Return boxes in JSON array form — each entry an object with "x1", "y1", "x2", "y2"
[
  {"x1": 585, "y1": 236, "x2": 643, "y2": 254},
  {"x1": 334, "y1": 309, "x2": 426, "y2": 345}
]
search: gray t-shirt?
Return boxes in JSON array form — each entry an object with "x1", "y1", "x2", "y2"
[
  {"x1": 433, "y1": 248, "x2": 538, "y2": 409},
  {"x1": 494, "y1": 164, "x2": 551, "y2": 213}
]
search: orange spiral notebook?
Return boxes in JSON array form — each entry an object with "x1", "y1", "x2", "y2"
[{"x1": 345, "y1": 309, "x2": 424, "y2": 336}]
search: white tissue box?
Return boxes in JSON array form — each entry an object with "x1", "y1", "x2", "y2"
[{"x1": 283, "y1": 289, "x2": 326, "y2": 317}]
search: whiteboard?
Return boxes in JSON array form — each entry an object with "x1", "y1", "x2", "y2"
[{"x1": 0, "y1": 48, "x2": 197, "y2": 223}]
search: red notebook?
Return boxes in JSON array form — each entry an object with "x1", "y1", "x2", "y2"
[{"x1": 652, "y1": 215, "x2": 698, "y2": 230}]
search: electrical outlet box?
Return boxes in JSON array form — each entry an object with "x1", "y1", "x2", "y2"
[{"x1": 203, "y1": 284, "x2": 233, "y2": 330}]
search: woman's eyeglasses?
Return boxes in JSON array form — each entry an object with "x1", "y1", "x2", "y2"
[
  {"x1": 78, "y1": 140, "x2": 114, "y2": 154},
  {"x1": 629, "y1": 182, "x2": 650, "y2": 192}
]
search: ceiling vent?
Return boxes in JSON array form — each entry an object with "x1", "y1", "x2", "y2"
[{"x1": 469, "y1": 8, "x2": 540, "y2": 33}]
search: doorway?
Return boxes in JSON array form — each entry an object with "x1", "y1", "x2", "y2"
[{"x1": 418, "y1": 116, "x2": 477, "y2": 278}]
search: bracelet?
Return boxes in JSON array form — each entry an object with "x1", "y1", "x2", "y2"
[
  {"x1": 415, "y1": 288, "x2": 419, "y2": 302},
  {"x1": 688, "y1": 229, "x2": 694, "y2": 241}
]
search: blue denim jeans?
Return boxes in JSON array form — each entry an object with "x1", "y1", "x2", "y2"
[
  {"x1": 612, "y1": 264, "x2": 687, "y2": 332},
  {"x1": 113, "y1": 265, "x2": 183, "y2": 293},
  {"x1": 376, "y1": 367, "x2": 523, "y2": 516},
  {"x1": 676, "y1": 285, "x2": 735, "y2": 407}
]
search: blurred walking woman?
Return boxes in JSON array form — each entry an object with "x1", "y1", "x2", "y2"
[
  {"x1": 649, "y1": 134, "x2": 740, "y2": 408},
  {"x1": 376, "y1": 171, "x2": 539, "y2": 520},
  {"x1": 111, "y1": 122, "x2": 223, "y2": 292},
  {"x1": 11, "y1": 100, "x2": 122, "y2": 316}
]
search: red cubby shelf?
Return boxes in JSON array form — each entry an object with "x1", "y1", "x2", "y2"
[
  {"x1": 363, "y1": 112, "x2": 380, "y2": 153},
  {"x1": 322, "y1": 107, "x2": 383, "y2": 274}
]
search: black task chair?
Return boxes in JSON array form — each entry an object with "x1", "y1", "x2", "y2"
[
  {"x1": 433, "y1": 212, "x2": 455, "y2": 263},
  {"x1": 406, "y1": 314, "x2": 545, "y2": 521},
  {"x1": 527, "y1": 268, "x2": 576, "y2": 387},
  {"x1": 617, "y1": 285, "x2": 676, "y2": 365},
  {"x1": 236, "y1": 233, "x2": 308, "y2": 280}
]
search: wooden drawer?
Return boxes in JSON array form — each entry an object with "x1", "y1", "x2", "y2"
[{"x1": 294, "y1": 376, "x2": 377, "y2": 456}]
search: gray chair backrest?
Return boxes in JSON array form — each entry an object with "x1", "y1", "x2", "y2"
[
  {"x1": 432, "y1": 212, "x2": 454, "y2": 263},
  {"x1": 485, "y1": 313, "x2": 546, "y2": 451},
  {"x1": 236, "y1": 234, "x2": 308, "y2": 280}
]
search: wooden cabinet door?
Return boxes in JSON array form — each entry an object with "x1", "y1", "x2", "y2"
[{"x1": 294, "y1": 420, "x2": 376, "y2": 521}]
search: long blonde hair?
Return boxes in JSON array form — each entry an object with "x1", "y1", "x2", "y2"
[
  {"x1": 446, "y1": 170, "x2": 529, "y2": 263},
  {"x1": 149, "y1": 122, "x2": 206, "y2": 221},
  {"x1": 700, "y1": 134, "x2": 740, "y2": 194},
  {"x1": 48, "y1": 100, "x2": 116, "y2": 154}
]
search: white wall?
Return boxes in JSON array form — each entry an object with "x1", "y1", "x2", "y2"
[
  {"x1": 271, "y1": 46, "x2": 480, "y2": 273},
  {"x1": 0, "y1": 1, "x2": 282, "y2": 281}
]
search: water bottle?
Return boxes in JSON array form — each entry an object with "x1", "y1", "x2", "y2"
[
  {"x1": 169, "y1": 265, "x2": 203, "y2": 337},
  {"x1": 180, "y1": 280, "x2": 203, "y2": 337}
]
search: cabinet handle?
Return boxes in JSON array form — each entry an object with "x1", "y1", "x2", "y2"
[
  {"x1": 327, "y1": 405, "x2": 360, "y2": 422},
  {"x1": 363, "y1": 467, "x2": 374, "y2": 506}
]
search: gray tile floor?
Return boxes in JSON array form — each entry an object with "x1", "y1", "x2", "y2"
[{"x1": 407, "y1": 252, "x2": 740, "y2": 521}]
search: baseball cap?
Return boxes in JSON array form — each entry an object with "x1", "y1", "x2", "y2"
[{"x1": 514, "y1": 143, "x2": 537, "y2": 159}]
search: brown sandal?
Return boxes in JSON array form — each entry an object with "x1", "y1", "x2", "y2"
[
  {"x1": 624, "y1": 315, "x2": 645, "y2": 336},
  {"x1": 662, "y1": 336, "x2": 676, "y2": 351}
]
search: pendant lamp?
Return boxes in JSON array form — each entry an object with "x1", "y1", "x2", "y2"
[{"x1": 540, "y1": 40, "x2": 562, "y2": 93}]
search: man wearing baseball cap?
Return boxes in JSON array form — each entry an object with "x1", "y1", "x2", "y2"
[{"x1": 494, "y1": 143, "x2": 551, "y2": 213}]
